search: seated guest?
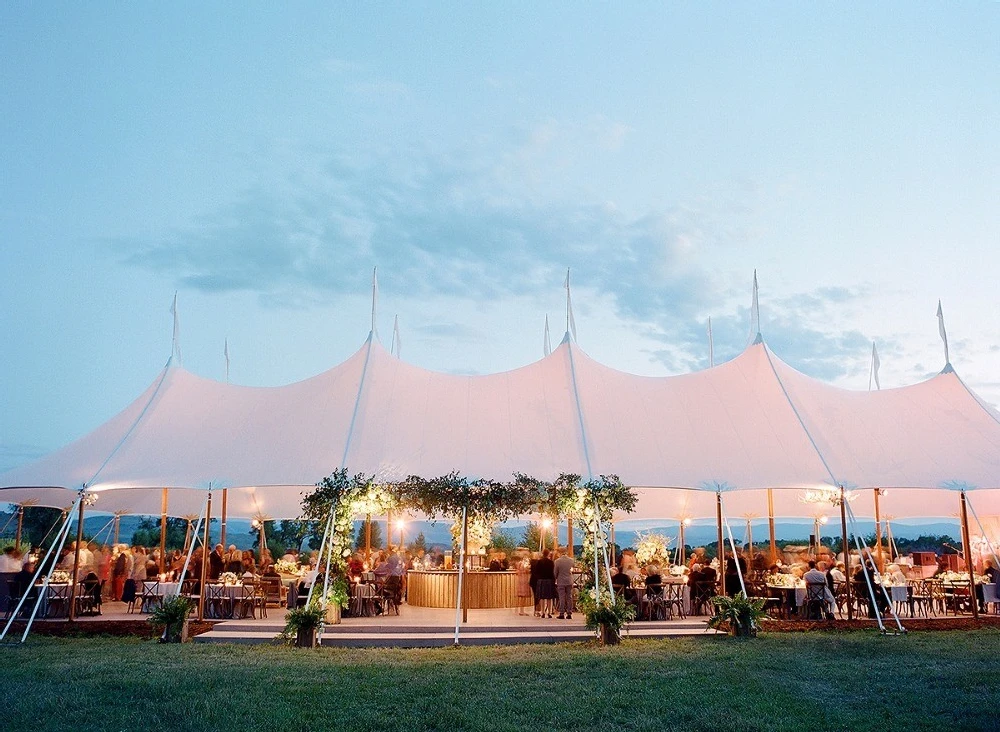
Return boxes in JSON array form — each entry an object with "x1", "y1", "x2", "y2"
[
  {"x1": 610, "y1": 566, "x2": 635, "y2": 604},
  {"x1": 262, "y1": 563, "x2": 280, "y2": 578},
  {"x1": 347, "y1": 553, "x2": 364, "y2": 578},
  {"x1": 145, "y1": 559, "x2": 159, "y2": 580}
]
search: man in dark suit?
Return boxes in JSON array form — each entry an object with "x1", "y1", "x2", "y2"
[{"x1": 208, "y1": 544, "x2": 225, "y2": 580}]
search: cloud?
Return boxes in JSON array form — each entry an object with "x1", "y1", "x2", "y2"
[
  {"x1": 0, "y1": 442, "x2": 47, "y2": 474},
  {"x1": 111, "y1": 133, "x2": 884, "y2": 384}
]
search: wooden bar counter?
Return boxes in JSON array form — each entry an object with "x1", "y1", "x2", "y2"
[{"x1": 406, "y1": 570, "x2": 519, "y2": 609}]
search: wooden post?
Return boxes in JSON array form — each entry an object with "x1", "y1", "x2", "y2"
[
  {"x1": 198, "y1": 493, "x2": 212, "y2": 622},
  {"x1": 182, "y1": 520, "x2": 192, "y2": 554},
  {"x1": 15, "y1": 505, "x2": 24, "y2": 549},
  {"x1": 874, "y1": 488, "x2": 885, "y2": 573},
  {"x1": 220, "y1": 488, "x2": 228, "y2": 548},
  {"x1": 112, "y1": 514, "x2": 120, "y2": 546},
  {"x1": 747, "y1": 520, "x2": 754, "y2": 564},
  {"x1": 767, "y1": 488, "x2": 777, "y2": 564},
  {"x1": 386, "y1": 510, "x2": 392, "y2": 551},
  {"x1": 960, "y1": 491, "x2": 979, "y2": 619},
  {"x1": 67, "y1": 496, "x2": 86, "y2": 621},
  {"x1": 716, "y1": 492, "x2": 726, "y2": 597},
  {"x1": 159, "y1": 488, "x2": 168, "y2": 574},
  {"x1": 567, "y1": 518, "x2": 574, "y2": 558},
  {"x1": 840, "y1": 486, "x2": 853, "y2": 621},
  {"x1": 258, "y1": 518, "x2": 266, "y2": 559}
]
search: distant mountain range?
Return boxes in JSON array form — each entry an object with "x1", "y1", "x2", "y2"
[{"x1": 1, "y1": 511, "x2": 961, "y2": 553}]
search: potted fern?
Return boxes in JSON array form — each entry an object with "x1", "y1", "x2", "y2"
[
  {"x1": 149, "y1": 594, "x2": 193, "y2": 643},
  {"x1": 283, "y1": 604, "x2": 325, "y2": 648},
  {"x1": 707, "y1": 592, "x2": 767, "y2": 638},
  {"x1": 577, "y1": 589, "x2": 636, "y2": 645}
]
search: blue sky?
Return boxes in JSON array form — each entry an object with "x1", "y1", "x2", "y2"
[{"x1": 2, "y1": 4, "x2": 999, "y2": 473}]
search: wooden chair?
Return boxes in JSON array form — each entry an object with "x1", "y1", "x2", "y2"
[
  {"x1": 260, "y1": 577, "x2": 284, "y2": 608},
  {"x1": 663, "y1": 582, "x2": 686, "y2": 620},
  {"x1": 138, "y1": 580, "x2": 162, "y2": 613},
  {"x1": 46, "y1": 583, "x2": 70, "y2": 618},
  {"x1": 804, "y1": 582, "x2": 828, "y2": 620}
]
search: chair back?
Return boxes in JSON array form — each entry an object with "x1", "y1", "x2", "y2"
[{"x1": 805, "y1": 582, "x2": 827, "y2": 602}]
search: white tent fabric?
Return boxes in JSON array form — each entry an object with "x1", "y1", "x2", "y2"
[{"x1": 3, "y1": 332, "x2": 1000, "y2": 521}]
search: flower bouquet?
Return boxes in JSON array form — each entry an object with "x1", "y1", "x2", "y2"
[{"x1": 218, "y1": 571, "x2": 239, "y2": 586}]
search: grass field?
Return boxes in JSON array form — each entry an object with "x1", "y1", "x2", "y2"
[{"x1": 3, "y1": 631, "x2": 999, "y2": 731}]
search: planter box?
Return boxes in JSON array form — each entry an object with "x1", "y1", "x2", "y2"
[{"x1": 325, "y1": 604, "x2": 341, "y2": 625}]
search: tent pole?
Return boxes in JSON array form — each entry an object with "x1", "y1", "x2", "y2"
[
  {"x1": 159, "y1": 487, "x2": 168, "y2": 574},
  {"x1": 198, "y1": 493, "x2": 212, "y2": 622},
  {"x1": 747, "y1": 520, "x2": 754, "y2": 565},
  {"x1": 112, "y1": 514, "x2": 120, "y2": 546},
  {"x1": 839, "y1": 486, "x2": 852, "y2": 621},
  {"x1": 873, "y1": 488, "x2": 884, "y2": 573},
  {"x1": 767, "y1": 489, "x2": 777, "y2": 564},
  {"x1": 462, "y1": 507, "x2": 469, "y2": 624},
  {"x1": 365, "y1": 513, "x2": 372, "y2": 564},
  {"x1": 387, "y1": 510, "x2": 392, "y2": 550},
  {"x1": 454, "y1": 504, "x2": 468, "y2": 644},
  {"x1": 15, "y1": 505, "x2": 24, "y2": 549},
  {"x1": 567, "y1": 518, "x2": 574, "y2": 558},
  {"x1": 220, "y1": 488, "x2": 228, "y2": 548},
  {"x1": 716, "y1": 492, "x2": 726, "y2": 597},
  {"x1": 67, "y1": 495, "x2": 86, "y2": 622},
  {"x1": 611, "y1": 521, "x2": 618, "y2": 564},
  {"x1": 960, "y1": 491, "x2": 978, "y2": 619},
  {"x1": 182, "y1": 520, "x2": 192, "y2": 554},
  {"x1": 679, "y1": 520, "x2": 686, "y2": 567}
]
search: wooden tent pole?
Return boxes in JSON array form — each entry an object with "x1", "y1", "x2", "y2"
[
  {"x1": 198, "y1": 493, "x2": 212, "y2": 622},
  {"x1": 567, "y1": 518, "x2": 574, "y2": 558},
  {"x1": 67, "y1": 496, "x2": 86, "y2": 621},
  {"x1": 15, "y1": 505, "x2": 24, "y2": 549},
  {"x1": 960, "y1": 491, "x2": 979, "y2": 619},
  {"x1": 716, "y1": 492, "x2": 726, "y2": 597},
  {"x1": 220, "y1": 488, "x2": 228, "y2": 548},
  {"x1": 159, "y1": 488, "x2": 168, "y2": 574},
  {"x1": 840, "y1": 487, "x2": 853, "y2": 621},
  {"x1": 767, "y1": 489, "x2": 777, "y2": 564},
  {"x1": 873, "y1": 488, "x2": 885, "y2": 573}
]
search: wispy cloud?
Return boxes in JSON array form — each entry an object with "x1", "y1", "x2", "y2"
[{"x1": 111, "y1": 131, "x2": 886, "y2": 384}]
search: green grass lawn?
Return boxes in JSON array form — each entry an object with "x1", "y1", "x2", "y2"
[{"x1": 3, "y1": 631, "x2": 999, "y2": 731}]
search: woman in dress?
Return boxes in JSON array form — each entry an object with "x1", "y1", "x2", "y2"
[
  {"x1": 514, "y1": 551, "x2": 532, "y2": 615},
  {"x1": 534, "y1": 549, "x2": 557, "y2": 618}
]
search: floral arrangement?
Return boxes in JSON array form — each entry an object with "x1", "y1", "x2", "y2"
[
  {"x1": 450, "y1": 516, "x2": 495, "y2": 555},
  {"x1": 937, "y1": 570, "x2": 986, "y2": 584},
  {"x1": 635, "y1": 533, "x2": 674, "y2": 567},
  {"x1": 577, "y1": 586, "x2": 636, "y2": 633},
  {"x1": 769, "y1": 573, "x2": 797, "y2": 588},
  {"x1": 668, "y1": 565, "x2": 687, "y2": 577},
  {"x1": 50, "y1": 570, "x2": 71, "y2": 584},
  {"x1": 218, "y1": 572, "x2": 240, "y2": 586},
  {"x1": 275, "y1": 559, "x2": 303, "y2": 575}
]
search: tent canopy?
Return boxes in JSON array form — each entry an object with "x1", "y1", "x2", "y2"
[{"x1": 4, "y1": 331, "x2": 1000, "y2": 521}]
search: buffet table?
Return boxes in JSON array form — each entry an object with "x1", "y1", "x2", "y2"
[{"x1": 407, "y1": 569, "x2": 519, "y2": 609}]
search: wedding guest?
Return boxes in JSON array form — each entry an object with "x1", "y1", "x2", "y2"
[
  {"x1": 553, "y1": 549, "x2": 575, "y2": 619},
  {"x1": 534, "y1": 549, "x2": 557, "y2": 618}
]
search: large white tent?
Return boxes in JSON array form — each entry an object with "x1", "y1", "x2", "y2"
[{"x1": 3, "y1": 329, "x2": 1000, "y2": 525}]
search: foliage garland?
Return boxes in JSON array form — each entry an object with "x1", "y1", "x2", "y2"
[{"x1": 302, "y1": 469, "x2": 639, "y2": 576}]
